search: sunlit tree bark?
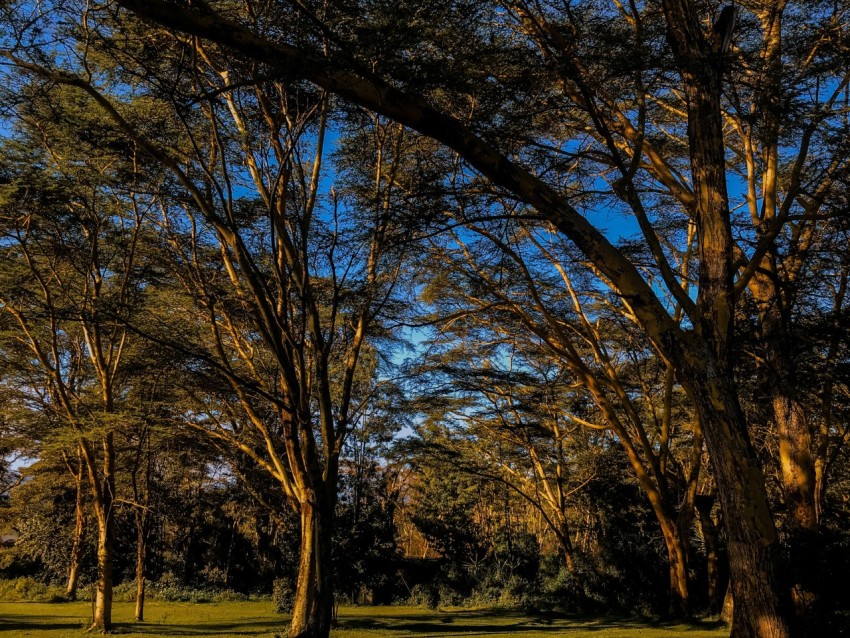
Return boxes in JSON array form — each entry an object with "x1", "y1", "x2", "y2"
[{"x1": 62, "y1": 448, "x2": 86, "y2": 600}]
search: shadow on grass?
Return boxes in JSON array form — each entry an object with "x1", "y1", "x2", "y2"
[
  {"x1": 1, "y1": 622, "x2": 85, "y2": 632},
  {"x1": 0, "y1": 613, "x2": 86, "y2": 632},
  {"x1": 111, "y1": 620, "x2": 285, "y2": 636},
  {"x1": 0, "y1": 613, "x2": 285, "y2": 636},
  {"x1": 0, "y1": 606, "x2": 721, "y2": 636},
  {"x1": 334, "y1": 609, "x2": 718, "y2": 635}
]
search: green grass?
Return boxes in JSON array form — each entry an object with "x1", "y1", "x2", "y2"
[{"x1": 0, "y1": 601, "x2": 729, "y2": 637}]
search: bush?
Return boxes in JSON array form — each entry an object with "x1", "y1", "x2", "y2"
[
  {"x1": 0, "y1": 577, "x2": 68, "y2": 602},
  {"x1": 1, "y1": 574, "x2": 255, "y2": 605},
  {"x1": 407, "y1": 583, "x2": 439, "y2": 609},
  {"x1": 111, "y1": 579, "x2": 138, "y2": 602},
  {"x1": 272, "y1": 578, "x2": 294, "y2": 613},
  {"x1": 437, "y1": 583, "x2": 463, "y2": 607},
  {"x1": 121, "y1": 573, "x2": 250, "y2": 604}
]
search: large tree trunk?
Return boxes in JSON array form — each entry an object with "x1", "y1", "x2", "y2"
[
  {"x1": 772, "y1": 368, "x2": 817, "y2": 533},
  {"x1": 289, "y1": 495, "x2": 335, "y2": 638},
  {"x1": 686, "y1": 367, "x2": 789, "y2": 638},
  {"x1": 659, "y1": 1, "x2": 793, "y2": 634},
  {"x1": 759, "y1": 298, "x2": 819, "y2": 621},
  {"x1": 772, "y1": 382, "x2": 818, "y2": 622}
]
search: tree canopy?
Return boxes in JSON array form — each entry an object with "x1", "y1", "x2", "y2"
[{"x1": 1, "y1": 2, "x2": 849, "y2": 638}]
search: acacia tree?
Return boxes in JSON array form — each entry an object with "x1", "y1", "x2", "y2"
[
  {"x1": 3, "y1": 6, "x2": 433, "y2": 634},
  {"x1": 4, "y1": 0, "x2": 849, "y2": 635},
  {"x1": 414, "y1": 212, "x2": 704, "y2": 615},
  {"x1": 88, "y1": 2, "x2": 850, "y2": 636},
  {"x1": 0, "y1": 91, "x2": 155, "y2": 630},
  {"x1": 413, "y1": 357, "x2": 595, "y2": 585},
  {"x1": 148, "y1": 100, "x2": 424, "y2": 635}
]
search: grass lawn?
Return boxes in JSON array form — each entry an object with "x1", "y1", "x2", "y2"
[{"x1": 0, "y1": 601, "x2": 729, "y2": 637}]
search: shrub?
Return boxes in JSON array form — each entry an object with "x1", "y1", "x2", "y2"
[
  {"x1": 408, "y1": 583, "x2": 438, "y2": 609},
  {"x1": 272, "y1": 578, "x2": 294, "y2": 613},
  {"x1": 0, "y1": 577, "x2": 68, "y2": 602},
  {"x1": 112, "y1": 573, "x2": 252, "y2": 604}
]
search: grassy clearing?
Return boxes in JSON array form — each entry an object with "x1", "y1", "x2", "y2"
[{"x1": 0, "y1": 601, "x2": 728, "y2": 638}]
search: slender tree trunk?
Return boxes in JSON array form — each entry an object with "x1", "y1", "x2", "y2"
[
  {"x1": 658, "y1": 518, "x2": 690, "y2": 618},
  {"x1": 131, "y1": 429, "x2": 150, "y2": 622},
  {"x1": 134, "y1": 511, "x2": 146, "y2": 622},
  {"x1": 289, "y1": 494, "x2": 335, "y2": 638},
  {"x1": 66, "y1": 459, "x2": 86, "y2": 600},
  {"x1": 92, "y1": 513, "x2": 115, "y2": 632},
  {"x1": 89, "y1": 434, "x2": 115, "y2": 633},
  {"x1": 695, "y1": 496, "x2": 720, "y2": 614},
  {"x1": 721, "y1": 580, "x2": 735, "y2": 626}
]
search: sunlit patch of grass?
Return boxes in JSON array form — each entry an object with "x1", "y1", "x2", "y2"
[{"x1": 0, "y1": 601, "x2": 728, "y2": 637}]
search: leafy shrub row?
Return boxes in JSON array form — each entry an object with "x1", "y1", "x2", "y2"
[
  {"x1": 0, "y1": 575, "x2": 258, "y2": 604},
  {"x1": 0, "y1": 577, "x2": 68, "y2": 602}
]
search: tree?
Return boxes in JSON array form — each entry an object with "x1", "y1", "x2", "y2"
[
  {"x1": 3, "y1": 18, "x2": 440, "y2": 636},
  {"x1": 414, "y1": 211, "x2": 704, "y2": 615},
  {"x1": 4, "y1": 1, "x2": 849, "y2": 635},
  {"x1": 94, "y1": 2, "x2": 850, "y2": 635},
  {"x1": 0, "y1": 90, "x2": 157, "y2": 630}
]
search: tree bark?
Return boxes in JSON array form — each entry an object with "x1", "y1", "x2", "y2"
[
  {"x1": 773, "y1": 392, "x2": 816, "y2": 533},
  {"x1": 660, "y1": 521, "x2": 690, "y2": 618},
  {"x1": 134, "y1": 511, "x2": 146, "y2": 622},
  {"x1": 756, "y1": 297, "x2": 819, "y2": 622},
  {"x1": 773, "y1": 391, "x2": 818, "y2": 623},
  {"x1": 88, "y1": 434, "x2": 115, "y2": 634},
  {"x1": 66, "y1": 453, "x2": 86, "y2": 600},
  {"x1": 685, "y1": 366, "x2": 789, "y2": 638},
  {"x1": 289, "y1": 495, "x2": 335, "y2": 638},
  {"x1": 695, "y1": 496, "x2": 720, "y2": 614}
]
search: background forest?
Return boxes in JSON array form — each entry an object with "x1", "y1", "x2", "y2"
[{"x1": 0, "y1": 2, "x2": 849, "y2": 638}]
